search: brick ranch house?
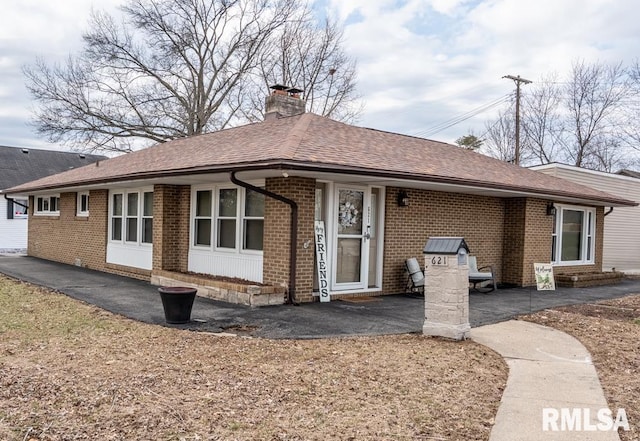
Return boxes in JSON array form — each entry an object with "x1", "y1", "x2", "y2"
[{"x1": 5, "y1": 89, "x2": 636, "y2": 304}]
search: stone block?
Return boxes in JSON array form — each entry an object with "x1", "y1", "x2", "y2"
[{"x1": 423, "y1": 321, "x2": 470, "y2": 340}]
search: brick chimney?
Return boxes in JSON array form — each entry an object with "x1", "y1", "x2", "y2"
[{"x1": 264, "y1": 85, "x2": 306, "y2": 120}]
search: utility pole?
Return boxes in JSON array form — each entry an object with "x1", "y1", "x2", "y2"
[{"x1": 502, "y1": 74, "x2": 532, "y2": 165}]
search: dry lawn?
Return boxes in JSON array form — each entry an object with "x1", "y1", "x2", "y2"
[
  {"x1": 524, "y1": 294, "x2": 640, "y2": 441},
  {"x1": 0, "y1": 276, "x2": 506, "y2": 441}
]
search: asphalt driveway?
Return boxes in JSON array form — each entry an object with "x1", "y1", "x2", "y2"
[{"x1": 1, "y1": 255, "x2": 639, "y2": 339}]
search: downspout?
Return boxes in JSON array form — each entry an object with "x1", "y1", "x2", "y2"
[
  {"x1": 604, "y1": 207, "x2": 614, "y2": 217},
  {"x1": 230, "y1": 172, "x2": 299, "y2": 305},
  {"x1": 4, "y1": 194, "x2": 29, "y2": 212}
]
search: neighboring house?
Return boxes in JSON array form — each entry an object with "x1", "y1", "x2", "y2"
[
  {"x1": 0, "y1": 146, "x2": 104, "y2": 253},
  {"x1": 532, "y1": 163, "x2": 640, "y2": 274},
  {"x1": 4, "y1": 88, "x2": 636, "y2": 304}
]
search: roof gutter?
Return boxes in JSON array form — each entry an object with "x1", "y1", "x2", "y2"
[
  {"x1": 230, "y1": 171, "x2": 299, "y2": 305},
  {"x1": 7, "y1": 159, "x2": 636, "y2": 207},
  {"x1": 604, "y1": 207, "x2": 614, "y2": 216}
]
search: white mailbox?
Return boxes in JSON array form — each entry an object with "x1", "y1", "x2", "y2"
[{"x1": 422, "y1": 237, "x2": 471, "y2": 340}]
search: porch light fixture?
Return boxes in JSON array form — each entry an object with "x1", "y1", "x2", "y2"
[
  {"x1": 398, "y1": 190, "x2": 410, "y2": 207},
  {"x1": 546, "y1": 202, "x2": 557, "y2": 216}
]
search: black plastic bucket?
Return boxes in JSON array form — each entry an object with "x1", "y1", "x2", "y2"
[{"x1": 158, "y1": 286, "x2": 197, "y2": 324}]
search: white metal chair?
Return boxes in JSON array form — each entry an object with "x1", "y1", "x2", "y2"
[
  {"x1": 468, "y1": 256, "x2": 496, "y2": 293},
  {"x1": 405, "y1": 257, "x2": 425, "y2": 294}
]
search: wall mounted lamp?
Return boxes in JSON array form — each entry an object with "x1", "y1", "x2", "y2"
[
  {"x1": 546, "y1": 202, "x2": 557, "y2": 216},
  {"x1": 398, "y1": 190, "x2": 410, "y2": 207}
]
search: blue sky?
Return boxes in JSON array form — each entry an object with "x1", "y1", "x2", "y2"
[{"x1": 2, "y1": 0, "x2": 640, "y2": 150}]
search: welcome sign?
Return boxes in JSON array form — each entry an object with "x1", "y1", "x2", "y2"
[{"x1": 534, "y1": 263, "x2": 556, "y2": 291}]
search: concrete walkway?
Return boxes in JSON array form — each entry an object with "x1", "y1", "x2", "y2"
[{"x1": 472, "y1": 320, "x2": 621, "y2": 441}]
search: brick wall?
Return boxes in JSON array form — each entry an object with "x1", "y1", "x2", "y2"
[
  {"x1": 503, "y1": 199, "x2": 603, "y2": 286},
  {"x1": 519, "y1": 198, "x2": 554, "y2": 286},
  {"x1": 28, "y1": 190, "x2": 108, "y2": 272},
  {"x1": 152, "y1": 184, "x2": 190, "y2": 273},
  {"x1": 263, "y1": 176, "x2": 316, "y2": 302},
  {"x1": 502, "y1": 198, "x2": 527, "y2": 285},
  {"x1": 383, "y1": 187, "x2": 505, "y2": 295}
]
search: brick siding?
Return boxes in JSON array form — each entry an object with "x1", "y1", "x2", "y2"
[
  {"x1": 263, "y1": 176, "x2": 316, "y2": 303},
  {"x1": 27, "y1": 182, "x2": 606, "y2": 300},
  {"x1": 28, "y1": 190, "x2": 108, "y2": 273},
  {"x1": 152, "y1": 184, "x2": 190, "y2": 273},
  {"x1": 383, "y1": 187, "x2": 505, "y2": 295}
]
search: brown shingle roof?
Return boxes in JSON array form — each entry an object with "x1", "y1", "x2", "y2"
[{"x1": 5, "y1": 113, "x2": 636, "y2": 206}]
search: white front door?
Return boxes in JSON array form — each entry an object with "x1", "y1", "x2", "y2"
[{"x1": 332, "y1": 186, "x2": 371, "y2": 291}]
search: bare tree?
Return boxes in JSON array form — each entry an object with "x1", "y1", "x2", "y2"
[
  {"x1": 483, "y1": 60, "x2": 633, "y2": 171},
  {"x1": 520, "y1": 73, "x2": 564, "y2": 164},
  {"x1": 241, "y1": 11, "x2": 361, "y2": 123},
  {"x1": 24, "y1": 0, "x2": 359, "y2": 153},
  {"x1": 563, "y1": 60, "x2": 629, "y2": 168},
  {"x1": 481, "y1": 106, "x2": 518, "y2": 162}
]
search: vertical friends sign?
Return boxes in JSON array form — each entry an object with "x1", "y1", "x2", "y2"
[{"x1": 314, "y1": 221, "x2": 330, "y2": 302}]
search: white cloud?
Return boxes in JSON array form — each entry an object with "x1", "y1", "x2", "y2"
[
  {"x1": 0, "y1": 0, "x2": 121, "y2": 148},
  {"x1": 2, "y1": 0, "x2": 640, "y2": 147},
  {"x1": 329, "y1": 0, "x2": 640, "y2": 142}
]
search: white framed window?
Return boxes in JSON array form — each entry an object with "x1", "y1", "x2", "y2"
[
  {"x1": 109, "y1": 188, "x2": 153, "y2": 245},
  {"x1": 551, "y1": 204, "x2": 596, "y2": 265},
  {"x1": 243, "y1": 188, "x2": 264, "y2": 251},
  {"x1": 77, "y1": 192, "x2": 89, "y2": 216},
  {"x1": 191, "y1": 184, "x2": 265, "y2": 253},
  {"x1": 194, "y1": 190, "x2": 212, "y2": 246},
  {"x1": 216, "y1": 188, "x2": 238, "y2": 249},
  {"x1": 35, "y1": 195, "x2": 60, "y2": 215},
  {"x1": 7, "y1": 198, "x2": 28, "y2": 219},
  {"x1": 142, "y1": 191, "x2": 153, "y2": 244}
]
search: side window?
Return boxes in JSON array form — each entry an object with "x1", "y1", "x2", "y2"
[
  {"x1": 34, "y1": 196, "x2": 60, "y2": 215},
  {"x1": 142, "y1": 191, "x2": 153, "y2": 244},
  {"x1": 217, "y1": 188, "x2": 237, "y2": 249},
  {"x1": 7, "y1": 198, "x2": 28, "y2": 219},
  {"x1": 77, "y1": 192, "x2": 89, "y2": 216},
  {"x1": 111, "y1": 193, "x2": 123, "y2": 241},
  {"x1": 194, "y1": 190, "x2": 212, "y2": 246},
  {"x1": 126, "y1": 193, "x2": 139, "y2": 242},
  {"x1": 243, "y1": 189, "x2": 264, "y2": 251}
]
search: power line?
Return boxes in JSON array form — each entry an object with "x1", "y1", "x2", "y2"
[{"x1": 413, "y1": 94, "x2": 512, "y2": 138}]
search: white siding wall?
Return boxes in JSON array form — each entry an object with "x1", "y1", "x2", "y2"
[
  {"x1": 535, "y1": 166, "x2": 640, "y2": 273},
  {"x1": 188, "y1": 249, "x2": 263, "y2": 283},
  {"x1": 0, "y1": 198, "x2": 28, "y2": 251}
]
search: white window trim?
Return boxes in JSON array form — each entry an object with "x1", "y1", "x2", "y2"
[
  {"x1": 34, "y1": 195, "x2": 60, "y2": 216},
  {"x1": 77, "y1": 192, "x2": 89, "y2": 217},
  {"x1": 108, "y1": 187, "x2": 153, "y2": 247},
  {"x1": 190, "y1": 182, "x2": 264, "y2": 255},
  {"x1": 552, "y1": 204, "x2": 596, "y2": 266},
  {"x1": 11, "y1": 198, "x2": 28, "y2": 219}
]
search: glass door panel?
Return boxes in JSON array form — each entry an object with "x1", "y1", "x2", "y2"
[{"x1": 334, "y1": 188, "x2": 367, "y2": 290}]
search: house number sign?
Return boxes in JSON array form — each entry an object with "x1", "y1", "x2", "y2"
[
  {"x1": 430, "y1": 255, "x2": 448, "y2": 266},
  {"x1": 314, "y1": 221, "x2": 330, "y2": 302}
]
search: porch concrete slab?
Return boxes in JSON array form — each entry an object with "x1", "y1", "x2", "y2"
[
  {"x1": 1, "y1": 256, "x2": 640, "y2": 339},
  {"x1": 471, "y1": 321, "x2": 621, "y2": 441}
]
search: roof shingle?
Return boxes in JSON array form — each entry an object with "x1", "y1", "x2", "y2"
[{"x1": 4, "y1": 114, "x2": 636, "y2": 206}]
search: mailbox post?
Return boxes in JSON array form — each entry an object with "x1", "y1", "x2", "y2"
[{"x1": 422, "y1": 237, "x2": 470, "y2": 340}]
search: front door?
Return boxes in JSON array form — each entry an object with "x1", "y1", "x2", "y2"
[{"x1": 332, "y1": 187, "x2": 371, "y2": 291}]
